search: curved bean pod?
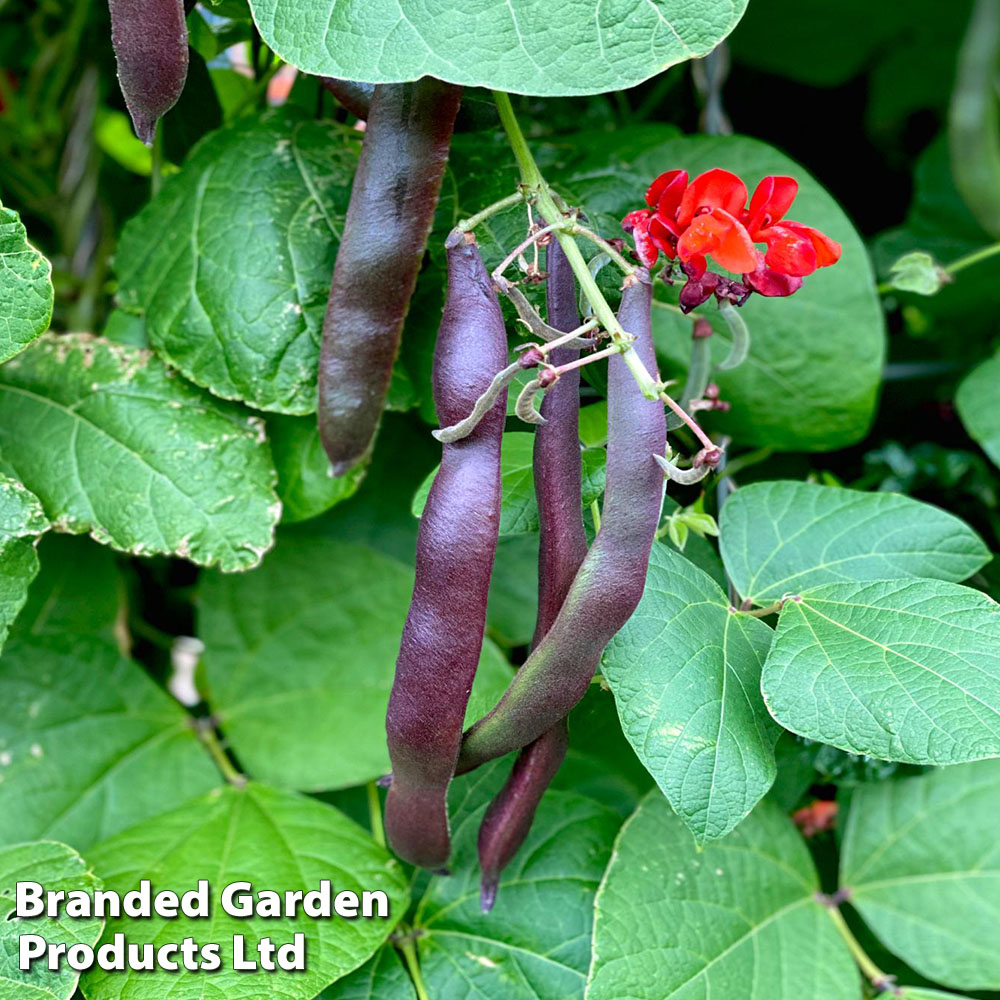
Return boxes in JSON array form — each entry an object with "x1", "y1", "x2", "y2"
[
  {"x1": 384, "y1": 232, "x2": 507, "y2": 870},
  {"x1": 319, "y1": 78, "x2": 462, "y2": 475},
  {"x1": 457, "y1": 272, "x2": 666, "y2": 772},
  {"x1": 108, "y1": 0, "x2": 189, "y2": 145},
  {"x1": 476, "y1": 240, "x2": 587, "y2": 911}
]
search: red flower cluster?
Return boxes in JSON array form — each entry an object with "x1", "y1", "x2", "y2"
[{"x1": 622, "y1": 168, "x2": 841, "y2": 308}]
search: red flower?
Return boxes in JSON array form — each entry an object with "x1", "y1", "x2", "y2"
[{"x1": 621, "y1": 167, "x2": 842, "y2": 302}]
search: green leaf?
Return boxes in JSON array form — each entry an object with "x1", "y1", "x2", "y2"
[
  {"x1": 553, "y1": 687, "x2": 655, "y2": 819},
  {"x1": 898, "y1": 992, "x2": 967, "y2": 1000},
  {"x1": 247, "y1": 0, "x2": 748, "y2": 97},
  {"x1": 720, "y1": 480, "x2": 990, "y2": 604},
  {"x1": 80, "y1": 783, "x2": 409, "y2": 1000},
  {"x1": 0, "y1": 199, "x2": 53, "y2": 364},
  {"x1": 0, "y1": 840, "x2": 104, "y2": 1000},
  {"x1": 841, "y1": 760, "x2": 1000, "y2": 990},
  {"x1": 602, "y1": 544, "x2": 779, "y2": 843},
  {"x1": 586, "y1": 794, "x2": 859, "y2": 1000},
  {"x1": 266, "y1": 413, "x2": 366, "y2": 523},
  {"x1": 887, "y1": 251, "x2": 949, "y2": 295},
  {"x1": 412, "y1": 432, "x2": 606, "y2": 536},
  {"x1": 8, "y1": 535, "x2": 122, "y2": 645},
  {"x1": 0, "y1": 636, "x2": 219, "y2": 851},
  {"x1": 116, "y1": 111, "x2": 357, "y2": 414},
  {"x1": 415, "y1": 781, "x2": 620, "y2": 1000},
  {"x1": 199, "y1": 534, "x2": 512, "y2": 790},
  {"x1": 0, "y1": 473, "x2": 48, "y2": 650},
  {"x1": 0, "y1": 333, "x2": 279, "y2": 571},
  {"x1": 762, "y1": 579, "x2": 1000, "y2": 764},
  {"x1": 486, "y1": 533, "x2": 539, "y2": 648},
  {"x1": 636, "y1": 136, "x2": 884, "y2": 451},
  {"x1": 321, "y1": 947, "x2": 416, "y2": 1000},
  {"x1": 957, "y1": 353, "x2": 1000, "y2": 469}
]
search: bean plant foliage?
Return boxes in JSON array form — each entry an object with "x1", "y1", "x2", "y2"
[{"x1": 1, "y1": 0, "x2": 999, "y2": 998}]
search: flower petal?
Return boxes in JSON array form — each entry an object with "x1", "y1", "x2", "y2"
[
  {"x1": 677, "y1": 168, "x2": 748, "y2": 226},
  {"x1": 781, "y1": 221, "x2": 842, "y2": 267},
  {"x1": 677, "y1": 208, "x2": 757, "y2": 274},
  {"x1": 622, "y1": 209, "x2": 659, "y2": 267},
  {"x1": 648, "y1": 215, "x2": 679, "y2": 258},
  {"x1": 744, "y1": 251, "x2": 804, "y2": 297},
  {"x1": 745, "y1": 176, "x2": 798, "y2": 234},
  {"x1": 645, "y1": 169, "x2": 688, "y2": 214},
  {"x1": 761, "y1": 224, "x2": 818, "y2": 276}
]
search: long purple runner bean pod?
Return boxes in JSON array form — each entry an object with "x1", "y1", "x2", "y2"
[
  {"x1": 108, "y1": 0, "x2": 189, "y2": 145},
  {"x1": 318, "y1": 79, "x2": 462, "y2": 476},
  {"x1": 476, "y1": 239, "x2": 587, "y2": 911},
  {"x1": 384, "y1": 231, "x2": 508, "y2": 870},
  {"x1": 457, "y1": 271, "x2": 666, "y2": 772}
]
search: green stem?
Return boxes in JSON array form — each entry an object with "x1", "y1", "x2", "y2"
[
  {"x1": 590, "y1": 499, "x2": 602, "y2": 533},
  {"x1": 824, "y1": 904, "x2": 891, "y2": 989},
  {"x1": 493, "y1": 91, "x2": 661, "y2": 400},
  {"x1": 150, "y1": 122, "x2": 164, "y2": 199},
  {"x1": 195, "y1": 723, "x2": 247, "y2": 788},
  {"x1": 398, "y1": 933, "x2": 430, "y2": 1000},
  {"x1": 948, "y1": 239, "x2": 1000, "y2": 274},
  {"x1": 458, "y1": 190, "x2": 527, "y2": 232},
  {"x1": 367, "y1": 781, "x2": 386, "y2": 849},
  {"x1": 569, "y1": 224, "x2": 637, "y2": 276},
  {"x1": 743, "y1": 600, "x2": 784, "y2": 618},
  {"x1": 878, "y1": 239, "x2": 1000, "y2": 293},
  {"x1": 721, "y1": 445, "x2": 774, "y2": 480}
]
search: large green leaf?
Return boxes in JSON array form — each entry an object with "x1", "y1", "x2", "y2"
[
  {"x1": 8, "y1": 534, "x2": 122, "y2": 645},
  {"x1": 957, "y1": 353, "x2": 1000, "y2": 469},
  {"x1": 586, "y1": 794, "x2": 858, "y2": 1000},
  {"x1": 247, "y1": 0, "x2": 747, "y2": 97},
  {"x1": 322, "y1": 947, "x2": 416, "y2": 1000},
  {"x1": 0, "y1": 200, "x2": 53, "y2": 365},
  {"x1": 841, "y1": 760, "x2": 1000, "y2": 990},
  {"x1": 199, "y1": 534, "x2": 512, "y2": 790},
  {"x1": 720, "y1": 480, "x2": 990, "y2": 604},
  {"x1": 415, "y1": 771, "x2": 620, "y2": 1000},
  {"x1": 412, "y1": 432, "x2": 606, "y2": 536},
  {"x1": 602, "y1": 543, "x2": 779, "y2": 844},
  {"x1": 80, "y1": 783, "x2": 409, "y2": 1000},
  {"x1": 0, "y1": 333, "x2": 279, "y2": 571},
  {"x1": 266, "y1": 413, "x2": 366, "y2": 523},
  {"x1": 762, "y1": 579, "x2": 1000, "y2": 764},
  {"x1": 116, "y1": 111, "x2": 357, "y2": 414},
  {"x1": 0, "y1": 840, "x2": 104, "y2": 1000},
  {"x1": 0, "y1": 636, "x2": 219, "y2": 851},
  {"x1": 0, "y1": 474, "x2": 48, "y2": 650}
]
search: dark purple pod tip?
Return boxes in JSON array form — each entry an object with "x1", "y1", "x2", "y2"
[{"x1": 480, "y1": 877, "x2": 499, "y2": 913}]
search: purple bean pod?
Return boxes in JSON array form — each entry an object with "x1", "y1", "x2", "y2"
[
  {"x1": 108, "y1": 0, "x2": 189, "y2": 145},
  {"x1": 476, "y1": 240, "x2": 587, "y2": 910},
  {"x1": 457, "y1": 271, "x2": 666, "y2": 772},
  {"x1": 318, "y1": 79, "x2": 462, "y2": 476},
  {"x1": 384, "y1": 232, "x2": 507, "y2": 870}
]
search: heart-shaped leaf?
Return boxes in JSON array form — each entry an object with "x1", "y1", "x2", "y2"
[
  {"x1": 762, "y1": 579, "x2": 1000, "y2": 764},
  {"x1": 0, "y1": 334, "x2": 279, "y2": 571},
  {"x1": 321, "y1": 947, "x2": 416, "y2": 1000},
  {"x1": 0, "y1": 200, "x2": 53, "y2": 364},
  {"x1": 199, "y1": 534, "x2": 512, "y2": 790},
  {"x1": 720, "y1": 480, "x2": 990, "y2": 604},
  {"x1": 116, "y1": 111, "x2": 357, "y2": 414},
  {"x1": 841, "y1": 759, "x2": 1000, "y2": 990},
  {"x1": 247, "y1": 0, "x2": 748, "y2": 97},
  {"x1": 587, "y1": 794, "x2": 859, "y2": 1000},
  {"x1": 957, "y1": 353, "x2": 1000, "y2": 468},
  {"x1": 415, "y1": 768, "x2": 620, "y2": 1000},
  {"x1": 0, "y1": 840, "x2": 104, "y2": 1000},
  {"x1": 602, "y1": 543, "x2": 779, "y2": 843},
  {"x1": 0, "y1": 636, "x2": 219, "y2": 851},
  {"x1": 80, "y1": 783, "x2": 409, "y2": 1000}
]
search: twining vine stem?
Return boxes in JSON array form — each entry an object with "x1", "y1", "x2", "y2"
[
  {"x1": 821, "y1": 897, "x2": 897, "y2": 993},
  {"x1": 493, "y1": 91, "x2": 662, "y2": 400},
  {"x1": 367, "y1": 781, "x2": 386, "y2": 849},
  {"x1": 396, "y1": 932, "x2": 430, "y2": 1000},
  {"x1": 194, "y1": 721, "x2": 247, "y2": 788}
]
